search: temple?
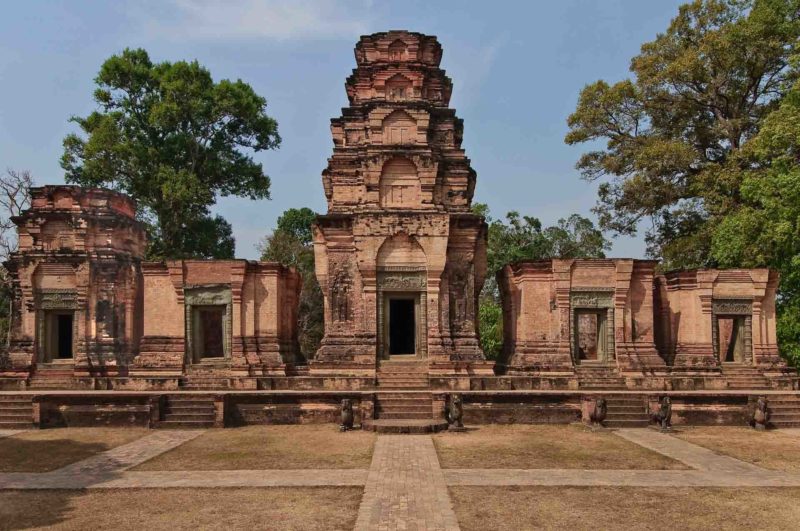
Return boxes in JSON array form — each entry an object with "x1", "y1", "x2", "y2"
[{"x1": 0, "y1": 31, "x2": 797, "y2": 432}]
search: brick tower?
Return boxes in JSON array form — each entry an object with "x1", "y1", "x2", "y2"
[{"x1": 312, "y1": 31, "x2": 491, "y2": 378}]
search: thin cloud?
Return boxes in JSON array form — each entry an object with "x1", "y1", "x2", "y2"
[{"x1": 138, "y1": 0, "x2": 374, "y2": 42}]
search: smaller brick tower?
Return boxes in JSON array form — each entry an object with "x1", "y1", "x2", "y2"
[{"x1": 4, "y1": 186, "x2": 146, "y2": 384}]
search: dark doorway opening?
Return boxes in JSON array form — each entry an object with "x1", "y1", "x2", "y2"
[
  {"x1": 389, "y1": 298, "x2": 415, "y2": 355},
  {"x1": 194, "y1": 305, "x2": 225, "y2": 359},
  {"x1": 718, "y1": 316, "x2": 745, "y2": 363},
  {"x1": 44, "y1": 311, "x2": 74, "y2": 361},
  {"x1": 55, "y1": 313, "x2": 73, "y2": 359}
]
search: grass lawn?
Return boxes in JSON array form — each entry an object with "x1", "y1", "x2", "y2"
[
  {"x1": 0, "y1": 428, "x2": 149, "y2": 473},
  {"x1": 134, "y1": 425, "x2": 375, "y2": 470},
  {"x1": 450, "y1": 486, "x2": 800, "y2": 531},
  {"x1": 673, "y1": 427, "x2": 800, "y2": 471},
  {"x1": 0, "y1": 487, "x2": 362, "y2": 531},
  {"x1": 433, "y1": 425, "x2": 686, "y2": 469}
]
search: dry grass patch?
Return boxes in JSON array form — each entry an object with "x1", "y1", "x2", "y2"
[
  {"x1": 451, "y1": 486, "x2": 800, "y2": 531},
  {"x1": 0, "y1": 428, "x2": 149, "y2": 473},
  {"x1": 135, "y1": 425, "x2": 375, "y2": 470},
  {"x1": 0, "y1": 487, "x2": 362, "y2": 531},
  {"x1": 674, "y1": 426, "x2": 800, "y2": 471},
  {"x1": 433, "y1": 425, "x2": 685, "y2": 469}
]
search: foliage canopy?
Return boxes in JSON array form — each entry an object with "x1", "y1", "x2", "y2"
[{"x1": 62, "y1": 48, "x2": 281, "y2": 259}]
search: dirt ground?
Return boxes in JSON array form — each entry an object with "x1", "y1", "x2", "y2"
[
  {"x1": 673, "y1": 426, "x2": 800, "y2": 471},
  {"x1": 0, "y1": 428, "x2": 149, "y2": 473},
  {"x1": 450, "y1": 486, "x2": 800, "y2": 531},
  {"x1": 134, "y1": 424, "x2": 376, "y2": 470},
  {"x1": 0, "y1": 487, "x2": 363, "y2": 531},
  {"x1": 433, "y1": 424, "x2": 686, "y2": 469}
]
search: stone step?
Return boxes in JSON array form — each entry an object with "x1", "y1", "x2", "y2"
[
  {"x1": 772, "y1": 422, "x2": 800, "y2": 427},
  {"x1": 0, "y1": 402, "x2": 32, "y2": 409},
  {"x1": 376, "y1": 405, "x2": 432, "y2": 414},
  {"x1": 376, "y1": 398, "x2": 432, "y2": 406},
  {"x1": 167, "y1": 403, "x2": 215, "y2": 411},
  {"x1": 607, "y1": 405, "x2": 646, "y2": 414},
  {"x1": 768, "y1": 412, "x2": 800, "y2": 420},
  {"x1": 0, "y1": 410, "x2": 31, "y2": 423},
  {"x1": 158, "y1": 420, "x2": 215, "y2": 429},
  {"x1": 376, "y1": 411, "x2": 437, "y2": 420},
  {"x1": 0, "y1": 421, "x2": 32, "y2": 429},
  {"x1": 362, "y1": 418, "x2": 448, "y2": 434},
  {"x1": 166, "y1": 399, "x2": 215, "y2": 407},
  {"x1": 0, "y1": 396, "x2": 31, "y2": 403},
  {"x1": 604, "y1": 419, "x2": 649, "y2": 428},
  {"x1": 164, "y1": 413, "x2": 215, "y2": 422},
  {"x1": 606, "y1": 412, "x2": 648, "y2": 421}
]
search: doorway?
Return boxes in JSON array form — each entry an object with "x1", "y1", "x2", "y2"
[
  {"x1": 192, "y1": 305, "x2": 225, "y2": 361},
  {"x1": 574, "y1": 309, "x2": 608, "y2": 363},
  {"x1": 388, "y1": 297, "x2": 416, "y2": 356},
  {"x1": 44, "y1": 311, "x2": 74, "y2": 361},
  {"x1": 717, "y1": 315, "x2": 745, "y2": 363}
]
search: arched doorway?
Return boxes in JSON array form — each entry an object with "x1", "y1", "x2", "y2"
[{"x1": 376, "y1": 233, "x2": 427, "y2": 359}]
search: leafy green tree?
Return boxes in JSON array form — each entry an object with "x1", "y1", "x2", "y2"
[
  {"x1": 260, "y1": 208, "x2": 323, "y2": 360},
  {"x1": 473, "y1": 203, "x2": 610, "y2": 359},
  {"x1": 61, "y1": 48, "x2": 281, "y2": 259},
  {"x1": 565, "y1": 0, "x2": 800, "y2": 268},
  {"x1": 710, "y1": 76, "x2": 800, "y2": 364}
]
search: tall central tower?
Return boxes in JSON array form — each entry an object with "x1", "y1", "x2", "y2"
[{"x1": 312, "y1": 31, "x2": 490, "y2": 377}]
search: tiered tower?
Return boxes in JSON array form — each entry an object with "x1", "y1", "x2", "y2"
[{"x1": 312, "y1": 31, "x2": 490, "y2": 377}]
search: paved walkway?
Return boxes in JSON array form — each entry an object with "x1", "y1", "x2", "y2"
[
  {"x1": 3, "y1": 427, "x2": 800, "y2": 528},
  {"x1": 354, "y1": 435, "x2": 460, "y2": 531},
  {"x1": 0, "y1": 429, "x2": 21, "y2": 439}
]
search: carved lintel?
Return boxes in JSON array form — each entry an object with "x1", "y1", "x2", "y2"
[
  {"x1": 36, "y1": 289, "x2": 79, "y2": 310},
  {"x1": 378, "y1": 271, "x2": 426, "y2": 291}
]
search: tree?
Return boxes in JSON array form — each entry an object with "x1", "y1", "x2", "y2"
[
  {"x1": 62, "y1": 48, "x2": 281, "y2": 259},
  {"x1": 473, "y1": 203, "x2": 610, "y2": 358},
  {"x1": 710, "y1": 76, "x2": 800, "y2": 364},
  {"x1": 565, "y1": 0, "x2": 800, "y2": 268},
  {"x1": 0, "y1": 169, "x2": 34, "y2": 354},
  {"x1": 260, "y1": 208, "x2": 323, "y2": 360}
]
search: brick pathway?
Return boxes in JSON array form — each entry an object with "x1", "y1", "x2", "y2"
[
  {"x1": 56, "y1": 430, "x2": 205, "y2": 476},
  {"x1": 0, "y1": 469, "x2": 368, "y2": 490},
  {"x1": 354, "y1": 435, "x2": 460, "y2": 531}
]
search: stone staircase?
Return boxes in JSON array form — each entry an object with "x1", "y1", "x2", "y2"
[
  {"x1": 158, "y1": 395, "x2": 216, "y2": 429},
  {"x1": 28, "y1": 366, "x2": 77, "y2": 390},
  {"x1": 603, "y1": 395, "x2": 649, "y2": 428},
  {"x1": 0, "y1": 395, "x2": 33, "y2": 429},
  {"x1": 366, "y1": 361, "x2": 446, "y2": 433},
  {"x1": 179, "y1": 376, "x2": 232, "y2": 390},
  {"x1": 721, "y1": 365, "x2": 771, "y2": 390},
  {"x1": 768, "y1": 395, "x2": 800, "y2": 428},
  {"x1": 576, "y1": 366, "x2": 626, "y2": 390}
]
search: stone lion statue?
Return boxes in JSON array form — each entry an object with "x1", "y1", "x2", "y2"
[
  {"x1": 752, "y1": 397, "x2": 769, "y2": 431},
  {"x1": 340, "y1": 399, "x2": 354, "y2": 431},
  {"x1": 589, "y1": 398, "x2": 607, "y2": 427},
  {"x1": 651, "y1": 396, "x2": 672, "y2": 430},
  {"x1": 446, "y1": 394, "x2": 464, "y2": 429}
]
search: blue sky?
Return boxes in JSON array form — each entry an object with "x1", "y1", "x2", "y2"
[{"x1": 0, "y1": 0, "x2": 684, "y2": 259}]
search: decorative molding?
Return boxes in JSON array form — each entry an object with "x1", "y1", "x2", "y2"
[
  {"x1": 378, "y1": 271, "x2": 426, "y2": 291},
  {"x1": 36, "y1": 289, "x2": 79, "y2": 310},
  {"x1": 570, "y1": 290, "x2": 614, "y2": 309},
  {"x1": 712, "y1": 298, "x2": 753, "y2": 315}
]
